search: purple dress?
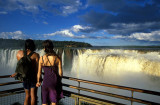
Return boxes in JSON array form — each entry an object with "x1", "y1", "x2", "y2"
[{"x1": 42, "y1": 58, "x2": 63, "y2": 104}]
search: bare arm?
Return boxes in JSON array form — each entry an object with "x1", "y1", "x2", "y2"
[
  {"x1": 35, "y1": 53, "x2": 40, "y2": 75},
  {"x1": 10, "y1": 73, "x2": 17, "y2": 77},
  {"x1": 36, "y1": 56, "x2": 42, "y2": 87},
  {"x1": 58, "y1": 58, "x2": 63, "y2": 77},
  {"x1": 10, "y1": 50, "x2": 23, "y2": 77}
]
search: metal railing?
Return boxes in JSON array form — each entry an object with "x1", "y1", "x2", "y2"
[{"x1": 0, "y1": 75, "x2": 160, "y2": 105}]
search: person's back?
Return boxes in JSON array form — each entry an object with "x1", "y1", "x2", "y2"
[
  {"x1": 41, "y1": 54, "x2": 61, "y2": 84},
  {"x1": 11, "y1": 39, "x2": 39, "y2": 105},
  {"x1": 16, "y1": 50, "x2": 39, "y2": 82},
  {"x1": 41, "y1": 54, "x2": 58, "y2": 67},
  {"x1": 36, "y1": 40, "x2": 63, "y2": 105}
]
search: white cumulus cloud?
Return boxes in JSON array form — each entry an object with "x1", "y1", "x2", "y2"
[
  {"x1": 44, "y1": 25, "x2": 91, "y2": 38},
  {"x1": 0, "y1": 31, "x2": 27, "y2": 39},
  {"x1": 112, "y1": 30, "x2": 160, "y2": 41},
  {"x1": 129, "y1": 31, "x2": 160, "y2": 41},
  {"x1": 45, "y1": 29, "x2": 74, "y2": 37},
  {"x1": 44, "y1": 24, "x2": 108, "y2": 39},
  {"x1": 72, "y1": 25, "x2": 93, "y2": 33}
]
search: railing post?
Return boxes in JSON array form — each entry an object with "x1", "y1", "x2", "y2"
[
  {"x1": 77, "y1": 81, "x2": 80, "y2": 105},
  {"x1": 78, "y1": 81, "x2": 80, "y2": 94},
  {"x1": 131, "y1": 90, "x2": 134, "y2": 105},
  {"x1": 74, "y1": 97, "x2": 77, "y2": 105}
]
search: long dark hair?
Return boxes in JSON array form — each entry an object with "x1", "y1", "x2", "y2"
[
  {"x1": 42, "y1": 40, "x2": 56, "y2": 55},
  {"x1": 25, "y1": 39, "x2": 36, "y2": 51}
]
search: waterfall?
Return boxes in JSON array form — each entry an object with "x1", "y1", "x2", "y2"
[
  {"x1": 1, "y1": 48, "x2": 160, "y2": 87},
  {"x1": 62, "y1": 50, "x2": 65, "y2": 67},
  {"x1": 71, "y1": 49, "x2": 160, "y2": 77},
  {"x1": 0, "y1": 49, "x2": 18, "y2": 75},
  {"x1": 1, "y1": 48, "x2": 160, "y2": 104},
  {"x1": 1, "y1": 48, "x2": 160, "y2": 77},
  {"x1": 0, "y1": 48, "x2": 71, "y2": 75}
]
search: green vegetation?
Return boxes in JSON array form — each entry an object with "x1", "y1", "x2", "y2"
[{"x1": 0, "y1": 38, "x2": 92, "y2": 49}]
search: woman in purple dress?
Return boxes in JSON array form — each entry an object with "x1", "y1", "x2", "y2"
[{"x1": 36, "y1": 40, "x2": 63, "y2": 105}]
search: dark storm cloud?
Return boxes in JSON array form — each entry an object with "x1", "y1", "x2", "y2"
[
  {"x1": 88, "y1": 0, "x2": 126, "y2": 12},
  {"x1": 81, "y1": 0, "x2": 160, "y2": 35},
  {"x1": 107, "y1": 22, "x2": 160, "y2": 35},
  {"x1": 152, "y1": 0, "x2": 160, "y2": 4}
]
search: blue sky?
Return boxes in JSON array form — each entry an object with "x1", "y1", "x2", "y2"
[{"x1": 0, "y1": 0, "x2": 160, "y2": 46}]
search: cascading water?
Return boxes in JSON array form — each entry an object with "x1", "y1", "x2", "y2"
[
  {"x1": 0, "y1": 49, "x2": 45, "y2": 75},
  {"x1": 0, "y1": 49, "x2": 18, "y2": 75},
  {"x1": 71, "y1": 49, "x2": 160, "y2": 92},
  {"x1": 71, "y1": 49, "x2": 160, "y2": 77}
]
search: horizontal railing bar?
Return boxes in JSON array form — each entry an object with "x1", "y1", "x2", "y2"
[
  {"x1": 63, "y1": 90, "x2": 125, "y2": 105},
  {"x1": 0, "y1": 91, "x2": 24, "y2": 97},
  {"x1": 0, "y1": 75, "x2": 11, "y2": 78},
  {"x1": 0, "y1": 87, "x2": 24, "y2": 94},
  {"x1": 0, "y1": 81, "x2": 22, "y2": 86},
  {"x1": 1, "y1": 75, "x2": 160, "y2": 96},
  {"x1": 0, "y1": 75, "x2": 160, "y2": 104},
  {"x1": 78, "y1": 98, "x2": 108, "y2": 105},
  {"x1": 63, "y1": 83, "x2": 159, "y2": 105},
  {"x1": 62, "y1": 76, "x2": 160, "y2": 96}
]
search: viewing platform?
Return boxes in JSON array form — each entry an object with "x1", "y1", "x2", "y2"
[{"x1": 0, "y1": 75, "x2": 160, "y2": 105}]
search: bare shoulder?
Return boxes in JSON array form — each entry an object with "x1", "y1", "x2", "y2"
[
  {"x1": 39, "y1": 56, "x2": 45, "y2": 64},
  {"x1": 17, "y1": 50, "x2": 23, "y2": 55},
  {"x1": 16, "y1": 50, "x2": 23, "y2": 60},
  {"x1": 33, "y1": 52, "x2": 39, "y2": 58},
  {"x1": 39, "y1": 56, "x2": 43, "y2": 60},
  {"x1": 56, "y1": 56, "x2": 61, "y2": 62},
  {"x1": 31, "y1": 52, "x2": 39, "y2": 61}
]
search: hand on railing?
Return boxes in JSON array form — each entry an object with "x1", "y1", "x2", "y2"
[{"x1": 10, "y1": 73, "x2": 17, "y2": 78}]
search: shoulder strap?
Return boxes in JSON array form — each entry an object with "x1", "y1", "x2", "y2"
[
  {"x1": 54, "y1": 57, "x2": 57, "y2": 65},
  {"x1": 47, "y1": 56, "x2": 58, "y2": 74},
  {"x1": 47, "y1": 56, "x2": 57, "y2": 66},
  {"x1": 42, "y1": 56, "x2": 44, "y2": 64}
]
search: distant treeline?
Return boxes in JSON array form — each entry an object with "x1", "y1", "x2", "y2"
[{"x1": 0, "y1": 38, "x2": 92, "y2": 49}]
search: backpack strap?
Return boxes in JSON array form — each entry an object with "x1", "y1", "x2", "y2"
[
  {"x1": 23, "y1": 50, "x2": 27, "y2": 57},
  {"x1": 28, "y1": 52, "x2": 34, "y2": 58},
  {"x1": 23, "y1": 50, "x2": 34, "y2": 58}
]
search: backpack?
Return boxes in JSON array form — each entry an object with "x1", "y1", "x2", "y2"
[{"x1": 15, "y1": 51, "x2": 34, "y2": 81}]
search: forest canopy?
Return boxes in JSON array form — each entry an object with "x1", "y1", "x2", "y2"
[{"x1": 0, "y1": 38, "x2": 92, "y2": 49}]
